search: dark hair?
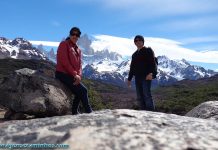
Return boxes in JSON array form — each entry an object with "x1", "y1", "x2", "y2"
[
  {"x1": 65, "y1": 36, "x2": 70, "y2": 41},
  {"x1": 134, "y1": 35, "x2": 144, "y2": 43},
  {"x1": 69, "y1": 27, "x2": 81, "y2": 36}
]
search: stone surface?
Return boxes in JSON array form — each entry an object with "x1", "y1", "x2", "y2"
[
  {"x1": 186, "y1": 101, "x2": 218, "y2": 121},
  {"x1": 0, "y1": 109, "x2": 218, "y2": 150},
  {"x1": 0, "y1": 68, "x2": 72, "y2": 117}
]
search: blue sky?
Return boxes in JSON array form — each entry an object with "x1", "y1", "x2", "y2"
[{"x1": 1, "y1": 0, "x2": 218, "y2": 70}]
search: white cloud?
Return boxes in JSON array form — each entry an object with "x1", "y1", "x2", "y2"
[
  {"x1": 154, "y1": 16, "x2": 218, "y2": 32},
  {"x1": 68, "y1": 0, "x2": 218, "y2": 33},
  {"x1": 91, "y1": 35, "x2": 218, "y2": 63},
  {"x1": 30, "y1": 41, "x2": 60, "y2": 47},
  {"x1": 30, "y1": 35, "x2": 218, "y2": 63},
  {"x1": 180, "y1": 36, "x2": 218, "y2": 45},
  {"x1": 65, "y1": 0, "x2": 218, "y2": 15},
  {"x1": 75, "y1": 0, "x2": 218, "y2": 18},
  {"x1": 91, "y1": 35, "x2": 135, "y2": 56}
]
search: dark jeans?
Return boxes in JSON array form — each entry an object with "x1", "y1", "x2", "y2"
[
  {"x1": 55, "y1": 71, "x2": 92, "y2": 115},
  {"x1": 135, "y1": 76, "x2": 155, "y2": 111}
]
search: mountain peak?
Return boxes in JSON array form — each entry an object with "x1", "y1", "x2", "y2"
[
  {"x1": 10, "y1": 37, "x2": 31, "y2": 47},
  {"x1": 0, "y1": 37, "x2": 9, "y2": 44},
  {"x1": 0, "y1": 37, "x2": 47, "y2": 60},
  {"x1": 157, "y1": 55, "x2": 169, "y2": 61},
  {"x1": 181, "y1": 58, "x2": 190, "y2": 65}
]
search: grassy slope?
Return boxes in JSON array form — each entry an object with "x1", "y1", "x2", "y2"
[
  {"x1": 154, "y1": 75, "x2": 218, "y2": 115},
  {"x1": 0, "y1": 58, "x2": 55, "y2": 79}
]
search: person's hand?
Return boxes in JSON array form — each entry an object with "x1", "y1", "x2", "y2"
[
  {"x1": 146, "y1": 73, "x2": 153, "y2": 80},
  {"x1": 73, "y1": 75, "x2": 81, "y2": 85},
  {"x1": 127, "y1": 80, "x2": 131, "y2": 88}
]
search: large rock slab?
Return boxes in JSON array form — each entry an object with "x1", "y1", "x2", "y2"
[
  {"x1": 0, "y1": 109, "x2": 218, "y2": 150},
  {"x1": 186, "y1": 101, "x2": 218, "y2": 121},
  {"x1": 0, "y1": 68, "x2": 72, "y2": 117}
]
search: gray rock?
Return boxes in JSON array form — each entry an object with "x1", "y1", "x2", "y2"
[
  {"x1": 0, "y1": 109, "x2": 218, "y2": 150},
  {"x1": 0, "y1": 68, "x2": 72, "y2": 117},
  {"x1": 4, "y1": 109, "x2": 35, "y2": 120},
  {"x1": 186, "y1": 101, "x2": 218, "y2": 121}
]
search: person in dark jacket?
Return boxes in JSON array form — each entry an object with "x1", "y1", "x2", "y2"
[
  {"x1": 127, "y1": 35, "x2": 156, "y2": 111},
  {"x1": 55, "y1": 27, "x2": 92, "y2": 115}
]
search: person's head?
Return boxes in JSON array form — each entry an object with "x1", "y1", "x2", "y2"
[
  {"x1": 69, "y1": 27, "x2": 81, "y2": 44},
  {"x1": 134, "y1": 35, "x2": 144, "y2": 49}
]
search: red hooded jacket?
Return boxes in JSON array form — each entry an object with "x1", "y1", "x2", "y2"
[{"x1": 56, "y1": 39, "x2": 82, "y2": 78}]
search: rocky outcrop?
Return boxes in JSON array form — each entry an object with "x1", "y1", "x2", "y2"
[
  {"x1": 186, "y1": 101, "x2": 218, "y2": 121},
  {"x1": 0, "y1": 68, "x2": 72, "y2": 118},
  {"x1": 0, "y1": 109, "x2": 218, "y2": 149}
]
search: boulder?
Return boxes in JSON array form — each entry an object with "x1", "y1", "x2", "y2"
[
  {"x1": 0, "y1": 68, "x2": 72, "y2": 118},
  {"x1": 0, "y1": 109, "x2": 218, "y2": 149},
  {"x1": 186, "y1": 101, "x2": 218, "y2": 121}
]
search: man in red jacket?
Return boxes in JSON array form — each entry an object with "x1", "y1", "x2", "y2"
[{"x1": 55, "y1": 27, "x2": 92, "y2": 115}]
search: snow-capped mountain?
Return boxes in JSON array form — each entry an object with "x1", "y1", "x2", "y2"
[
  {"x1": 158, "y1": 56, "x2": 215, "y2": 80},
  {"x1": 82, "y1": 54, "x2": 216, "y2": 87},
  {"x1": 0, "y1": 37, "x2": 47, "y2": 60},
  {"x1": 1, "y1": 36, "x2": 217, "y2": 87},
  {"x1": 46, "y1": 48, "x2": 56, "y2": 62},
  {"x1": 78, "y1": 35, "x2": 217, "y2": 87}
]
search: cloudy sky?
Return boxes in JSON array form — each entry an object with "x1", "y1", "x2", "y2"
[{"x1": 1, "y1": 0, "x2": 218, "y2": 70}]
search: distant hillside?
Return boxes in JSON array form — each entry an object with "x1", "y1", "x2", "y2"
[
  {"x1": 154, "y1": 75, "x2": 218, "y2": 115},
  {"x1": 0, "y1": 58, "x2": 55, "y2": 81}
]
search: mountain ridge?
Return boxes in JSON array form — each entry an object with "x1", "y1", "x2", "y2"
[
  {"x1": 0, "y1": 36, "x2": 217, "y2": 87},
  {"x1": 79, "y1": 34, "x2": 217, "y2": 87},
  {"x1": 0, "y1": 37, "x2": 47, "y2": 60}
]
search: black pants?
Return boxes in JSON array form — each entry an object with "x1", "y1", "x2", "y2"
[{"x1": 55, "y1": 71, "x2": 92, "y2": 114}]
